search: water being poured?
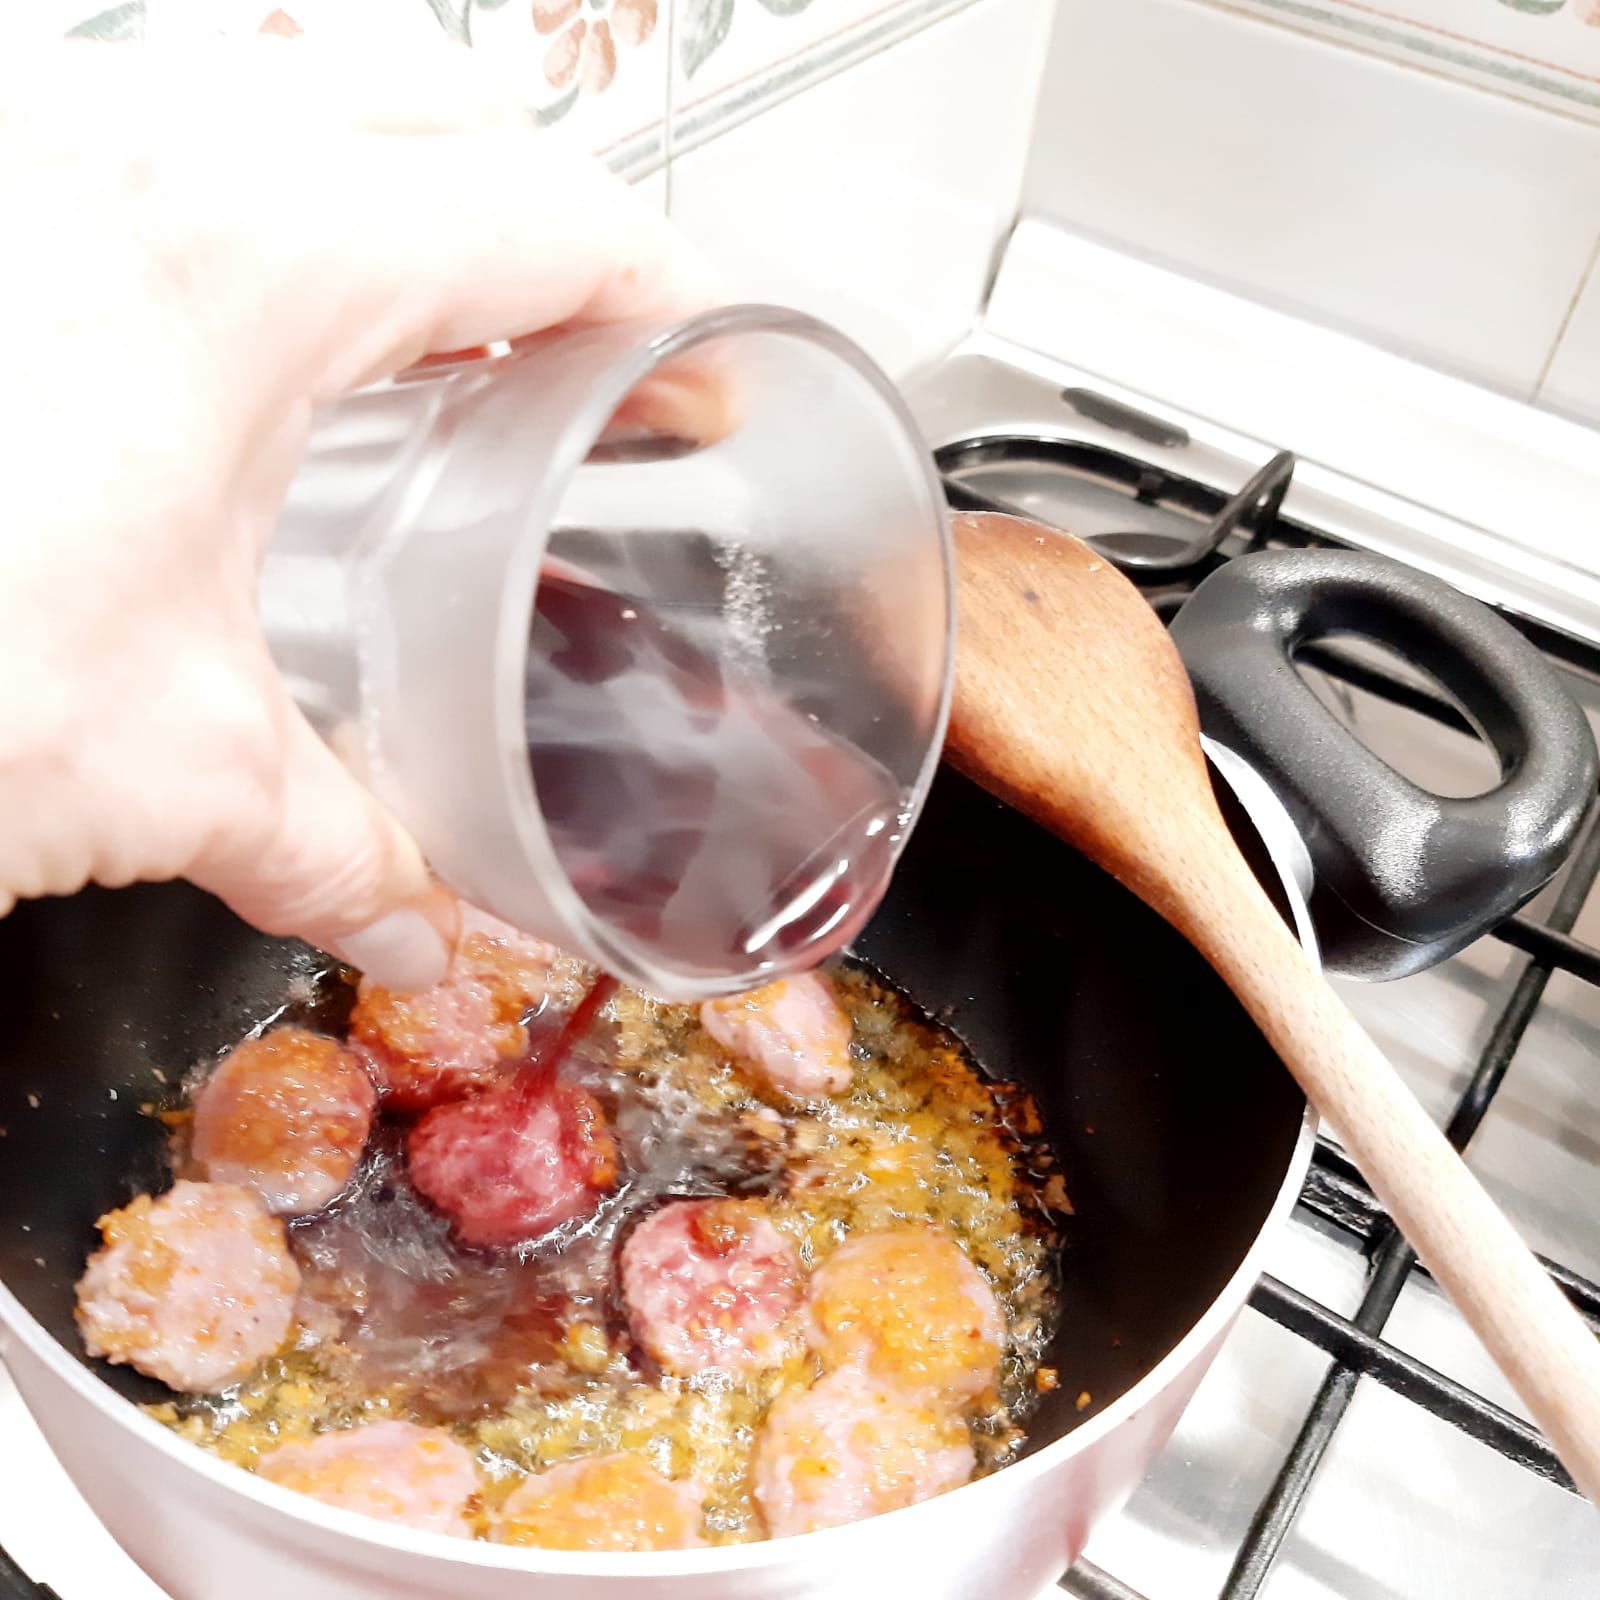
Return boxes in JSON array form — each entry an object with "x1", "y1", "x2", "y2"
[
  {"x1": 525, "y1": 566, "x2": 909, "y2": 983},
  {"x1": 286, "y1": 999, "x2": 788, "y2": 1422}
]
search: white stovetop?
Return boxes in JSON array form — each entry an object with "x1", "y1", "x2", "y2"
[{"x1": 961, "y1": 221, "x2": 1600, "y2": 636}]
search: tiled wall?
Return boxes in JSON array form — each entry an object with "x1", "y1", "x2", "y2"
[
  {"x1": 37, "y1": 0, "x2": 1055, "y2": 378},
  {"x1": 1023, "y1": 0, "x2": 1600, "y2": 427},
  {"x1": 1222, "y1": 1, "x2": 1600, "y2": 122},
  {"x1": 47, "y1": 1, "x2": 1600, "y2": 419}
]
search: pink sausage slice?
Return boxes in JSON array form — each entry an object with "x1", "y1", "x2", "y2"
[
  {"x1": 75, "y1": 1180, "x2": 299, "y2": 1393},
  {"x1": 699, "y1": 972, "x2": 853, "y2": 1099},
  {"x1": 407, "y1": 1077, "x2": 617, "y2": 1249},
  {"x1": 620, "y1": 1198, "x2": 804, "y2": 1375},
  {"x1": 752, "y1": 1367, "x2": 974, "y2": 1539},
  {"x1": 257, "y1": 1420, "x2": 479, "y2": 1537}
]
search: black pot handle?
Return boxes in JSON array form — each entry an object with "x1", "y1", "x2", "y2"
[{"x1": 1168, "y1": 549, "x2": 1598, "y2": 980}]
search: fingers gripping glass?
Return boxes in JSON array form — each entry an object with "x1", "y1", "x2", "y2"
[{"x1": 259, "y1": 306, "x2": 955, "y2": 1000}]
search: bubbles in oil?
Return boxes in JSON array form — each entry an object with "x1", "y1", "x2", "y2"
[
  {"x1": 275, "y1": 1003, "x2": 793, "y2": 1426},
  {"x1": 154, "y1": 965, "x2": 1065, "y2": 1542}
]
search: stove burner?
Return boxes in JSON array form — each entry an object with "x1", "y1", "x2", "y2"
[{"x1": 936, "y1": 434, "x2": 1296, "y2": 574}]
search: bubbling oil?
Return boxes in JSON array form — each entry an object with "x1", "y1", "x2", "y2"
[{"x1": 151, "y1": 966, "x2": 1065, "y2": 1544}]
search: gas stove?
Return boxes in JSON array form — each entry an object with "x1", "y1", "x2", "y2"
[
  {"x1": 900, "y1": 227, "x2": 1600, "y2": 1599},
  {"x1": 5, "y1": 224, "x2": 1600, "y2": 1599}
]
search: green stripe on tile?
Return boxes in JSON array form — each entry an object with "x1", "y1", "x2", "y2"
[
  {"x1": 1219, "y1": 0, "x2": 1600, "y2": 116},
  {"x1": 605, "y1": 126, "x2": 669, "y2": 183}
]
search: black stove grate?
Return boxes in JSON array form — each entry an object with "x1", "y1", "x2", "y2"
[
  {"x1": 938, "y1": 447, "x2": 1600, "y2": 1600},
  {"x1": 0, "y1": 1548, "x2": 55, "y2": 1600}
]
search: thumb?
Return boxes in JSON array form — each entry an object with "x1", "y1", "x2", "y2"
[{"x1": 188, "y1": 706, "x2": 456, "y2": 992}]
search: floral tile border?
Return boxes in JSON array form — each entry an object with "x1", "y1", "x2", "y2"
[
  {"x1": 1214, "y1": 0, "x2": 1600, "y2": 120},
  {"x1": 57, "y1": 0, "x2": 974, "y2": 173},
  {"x1": 58, "y1": 0, "x2": 671, "y2": 175},
  {"x1": 462, "y1": 0, "x2": 670, "y2": 176},
  {"x1": 669, "y1": 0, "x2": 983, "y2": 153}
]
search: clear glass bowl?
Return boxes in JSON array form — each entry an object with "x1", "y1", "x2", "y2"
[{"x1": 259, "y1": 306, "x2": 954, "y2": 1000}]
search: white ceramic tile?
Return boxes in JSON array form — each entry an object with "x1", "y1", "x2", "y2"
[
  {"x1": 1540, "y1": 241, "x2": 1600, "y2": 423},
  {"x1": 629, "y1": 165, "x2": 668, "y2": 211},
  {"x1": 671, "y1": 0, "x2": 900, "y2": 117},
  {"x1": 1223, "y1": 0, "x2": 1600, "y2": 122},
  {"x1": 44, "y1": 0, "x2": 279, "y2": 37},
  {"x1": 1022, "y1": 0, "x2": 1600, "y2": 397},
  {"x1": 668, "y1": 0, "x2": 1053, "y2": 378},
  {"x1": 99, "y1": 0, "x2": 442, "y2": 44},
  {"x1": 43, "y1": 1, "x2": 146, "y2": 38}
]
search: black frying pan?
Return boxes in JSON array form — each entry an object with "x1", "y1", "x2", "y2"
[{"x1": 0, "y1": 762, "x2": 1306, "y2": 1451}]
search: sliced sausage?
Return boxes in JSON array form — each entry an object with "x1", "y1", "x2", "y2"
[
  {"x1": 75, "y1": 1180, "x2": 299, "y2": 1393},
  {"x1": 256, "y1": 1420, "x2": 479, "y2": 1537},
  {"x1": 699, "y1": 972, "x2": 852, "y2": 1098},
  {"x1": 191, "y1": 1027, "x2": 375, "y2": 1215},
  {"x1": 407, "y1": 1076, "x2": 617, "y2": 1249},
  {"x1": 752, "y1": 1367, "x2": 974, "y2": 1539},
  {"x1": 492, "y1": 1454, "x2": 704, "y2": 1551},
  {"x1": 620, "y1": 1198, "x2": 804, "y2": 1376},
  {"x1": 806, "y1": 1225, "x2": 1004, "y2": 1404},
  {"x1": 351, "y1": 905, "x2": 587, "y2": 1112}
]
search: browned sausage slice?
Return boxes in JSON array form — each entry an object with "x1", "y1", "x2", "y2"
[
  {"x1": 805, "y1": 1225, "x2": 1004, "y2": 1403},
  {"x1": 492, "y1": 1454, "x2": 704, "y2": 1551},
  {"x1": 351, "y1": 905, "x2": 587, "y2": 1112},
  {"x1": 192, "y1": 1027, "x2": 374, "y2": 1215},
  {"x1": 699, "y1": 971, "x2": 852, "y2": 1098}
]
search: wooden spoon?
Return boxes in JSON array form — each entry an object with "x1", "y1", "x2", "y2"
[{"x1": 947, "y1": 510, "x2": 1600, "y2": 1504}]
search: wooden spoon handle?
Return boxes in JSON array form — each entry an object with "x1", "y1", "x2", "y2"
[{"x1": 1186, "y1": 854, "x2": 1600, "y2": 1504}]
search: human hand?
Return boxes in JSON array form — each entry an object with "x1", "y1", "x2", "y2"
[{"x1": 0, "y1": 38, "x2": 721, "y2": 990}]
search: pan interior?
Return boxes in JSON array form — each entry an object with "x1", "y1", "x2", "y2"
[
  {"x1": 0, "y1": 763, "x2": 1306, "y2": 1448},
  {"x1": 849, "y1": 766, "x2": 1306, "y2": 1447}
]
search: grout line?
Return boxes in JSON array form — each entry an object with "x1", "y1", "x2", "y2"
[
  {"x1": 592, "y1": 0, "x2": 994, "y2": 185},
  {"x1": 678, "y1": 0, "x2": 939, "y2": 108},
  {"x1": 662, "y1": 0, "x2": 679, "y2": 210},
  {"x1": 1533, "y1": 225, "x2": 1600, "y2": 400}
]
